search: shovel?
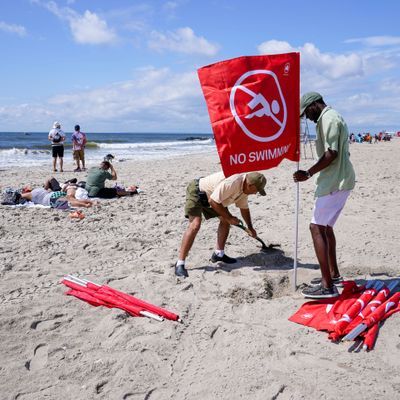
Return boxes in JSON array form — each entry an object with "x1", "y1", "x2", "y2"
[{"x1": 235, "y1": 220, "x2": 280, "y2": 252}]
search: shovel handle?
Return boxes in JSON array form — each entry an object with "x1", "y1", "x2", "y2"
[
  {"x1": 236, "y1": 219, "x2": 250, "y2": 234},
  {"x1": 236, "y1": 220, "x2": 268, "y2": 248},
  {"x1": 236, "y1": 220, "x2": 280, "y2": 250}
]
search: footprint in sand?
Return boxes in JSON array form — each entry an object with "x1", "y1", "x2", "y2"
[
  {"x1": 123, "y1": 388, "x2": 167, "y2": 400},
  {"x1": 27, "y1": 344, "x2": 49, "y2": 371},
  {"x1": 30, "y1": 314, "x2": 65, "y2": 331}
]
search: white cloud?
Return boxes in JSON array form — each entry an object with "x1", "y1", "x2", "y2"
[
  {"x1": 0, "y1": 67, "x2": 209, "y2": 132},
  {"x1": 0, "y1": 21, "x2": 27, "y2": 37},
  {"x1": 148, "y1": 27, "x2": 219, "y2": 56},
  {"x1": 345, "y1": 36, "x2": 400, "y2": 47},
  {"x1": 33, "y1": 0, "x2": 117, "y2": 44},
  {"x1": 257, "y1": 39, "x2": 400, "y2": 131},
  {"x1": 258, "y1": 40, "x2": 364, "y2": 81},
  {"x1": 69, "y1": 10, "x2": 117, "y2": 44}
]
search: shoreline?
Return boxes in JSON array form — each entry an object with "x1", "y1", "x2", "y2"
[{"x1": 1, "y1": 140, "x2": 400, "y2": 399}]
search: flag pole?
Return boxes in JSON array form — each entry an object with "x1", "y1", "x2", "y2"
[
  {"x1": 293, "y1": 113, "x2": 301, "y2": 291},
  {"x1": 293, "y1": 161, "x2": 299, "y2": 291}
]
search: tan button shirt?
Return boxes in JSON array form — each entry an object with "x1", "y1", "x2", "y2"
[{"x1": 199, "y1": 172, "x2": 249, "y2": 209}]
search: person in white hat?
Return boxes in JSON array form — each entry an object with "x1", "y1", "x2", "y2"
[{"x1": 48, "y1": 121, "x2": 66, "y2": 172}]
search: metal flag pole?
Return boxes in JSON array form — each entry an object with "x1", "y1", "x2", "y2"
[
  {"x1": 293, "y1": 160, "x2": 299, "y2": 291},
  {"x1": 293, "y1": 115, "x2": 302, "y2": 291}
]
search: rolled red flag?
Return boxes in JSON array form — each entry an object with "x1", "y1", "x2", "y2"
[
  {"x1": 334, "y1": 286, "x2": 379, "y2": 335},
  {"x1": 362, "y1": 323, "x2": 379, "y2": 351}
]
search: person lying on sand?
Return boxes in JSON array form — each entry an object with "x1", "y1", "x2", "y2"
[{"x1": 21, "y1": 178, "x2": 95, "y2": 208}]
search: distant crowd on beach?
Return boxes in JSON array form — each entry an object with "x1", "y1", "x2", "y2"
[{"x1": 349, "y1": 131, "x2": 395, "y2": 144}]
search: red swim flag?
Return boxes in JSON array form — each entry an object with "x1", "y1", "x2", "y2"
[{"x1": 198, "y1": 53, "x2": 300, "y2": 176}]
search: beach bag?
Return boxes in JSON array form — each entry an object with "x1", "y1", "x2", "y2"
[
  {"x1": 53, "y1": 132, "x2": 62, "y2": 143},
  {"x1": 1, "y1": 188, "x2": 22, "y2": 205}
]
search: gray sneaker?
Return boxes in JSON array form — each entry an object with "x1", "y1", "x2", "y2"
[
  {"x1": 175, "y1": 263, "x2": 188, "y2": 278},
  {"x1": 210, "y1": 252, "x2": 237, "y2": 264},
  {"x1": 309, "y1": 276, "x2": 344, "y2": 288},
  {"x1": 301, "y1": 284, "x2": 339, "y2": 299}
]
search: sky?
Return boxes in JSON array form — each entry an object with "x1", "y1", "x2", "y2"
[{"x1": 0, "y1": 0, "x2": 400, "y2": 133}]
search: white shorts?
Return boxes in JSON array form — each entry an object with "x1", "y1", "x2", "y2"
[{"x1": 311, "y1": 190, "x2": 351, "y2": 227}]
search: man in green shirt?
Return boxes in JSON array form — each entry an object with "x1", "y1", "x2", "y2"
[
  {"x1": 85, "y1": 161, "x2": 137, "y2": 198},
  {"x1": 293, "y1": 92, "x2": 355, "y2": 299}
]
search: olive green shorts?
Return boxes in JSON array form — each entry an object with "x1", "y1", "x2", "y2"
[{"x1": 184, "y1": 179, "x2": 219, "y2": 220}]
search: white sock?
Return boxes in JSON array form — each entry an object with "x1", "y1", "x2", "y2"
[
  {"x1": 214, "y1": 249, "x2": 224, "y2": 257},
  {"x1": 176, "y1": 259, "x2": 185, "y2": 266}
]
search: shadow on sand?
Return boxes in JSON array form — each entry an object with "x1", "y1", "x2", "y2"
[{"x1": 193, "y1": 247, "x2": 320, "y2": 273}]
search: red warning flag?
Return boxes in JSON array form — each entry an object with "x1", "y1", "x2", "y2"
[{"x1": 198, "y1": 53, "x2": 300, "y2": 176}]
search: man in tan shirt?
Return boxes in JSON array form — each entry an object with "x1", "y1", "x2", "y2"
[{"x1": 175, "y1": 171, "x2": 267, "y2": 277}]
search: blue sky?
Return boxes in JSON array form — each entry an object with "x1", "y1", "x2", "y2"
[{"x1": 1, "y1": 0, "x2": 400, "y2": 133}]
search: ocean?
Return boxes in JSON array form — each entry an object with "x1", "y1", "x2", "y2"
[{"x1": 0, "y1": 131, "x2": 215, "y2": 169}]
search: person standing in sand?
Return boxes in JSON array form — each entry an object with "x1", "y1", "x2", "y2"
[
  {"x1": 293, "y1": 92, "x2": 355, "y2": 299},
  {"x1": 175, "y1": 171, "x2": 267, "y2": 278},
  {"x1": 71, "y1": 124, "x2": 87, "y2": 172},
  {"x1": 48, "y1": 121, "x2": 66, "y2": 172}
]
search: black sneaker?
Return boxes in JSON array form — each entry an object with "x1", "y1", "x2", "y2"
[
  {"x1": 301, "y1": 284, "x2": 339, "y2": 299},
  {"x1": 175, "y1": 263, "x2": 188, "y2": 278},
  {"x1": 210, "y1": 252, "x2": 237, "y2": 264},
  {"x1": 309, "y1": 276, "x2": 344, "y2": 287}
]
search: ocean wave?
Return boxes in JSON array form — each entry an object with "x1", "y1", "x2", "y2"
[
  {"x1": 0, "y1": 147, "x2": 50, "y2": 155},
  {"x1": 32, "y1": 142, "x2": 99, "y2": 150},
  {"x1": 94, "y1": 138, "x2": 213, "y2": 149},
  {"x1": 85, "y1": 141, "x2": 100, "y2": 149}
]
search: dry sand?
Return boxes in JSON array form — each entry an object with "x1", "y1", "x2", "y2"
[{"x1": 1, "y1": 139, "x2": 399, "y2": 400}]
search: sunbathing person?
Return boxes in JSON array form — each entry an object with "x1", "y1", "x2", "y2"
[
  {"x1": 21, "y1": 178, "x2": 95, "y2": 208},
  {"x1": 61, "y1": 181, "x2": 97, "y2": 207},
  {"x1": 85, "y1": 161, "x2": 137, "y2": 198}
]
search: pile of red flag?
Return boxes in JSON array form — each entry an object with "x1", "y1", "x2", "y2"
[
  {"x1": 61, "y1": 275, "x2": 181, "y2": 322},
  {"x1": 289, "y1": 280, "x2": 400, "y2": 350}
]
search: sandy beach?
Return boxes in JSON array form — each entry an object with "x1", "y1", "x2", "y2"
[{"x1": 1, "y1": 139, "x2": 399, "y2": 400}]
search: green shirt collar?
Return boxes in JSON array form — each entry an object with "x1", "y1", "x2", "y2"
[{"x1": 317, "y1": 106, "x2": 331, "y2": 123}]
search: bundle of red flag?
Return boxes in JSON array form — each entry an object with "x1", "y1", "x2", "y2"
[
  {"x1": 61, "y1": 275, "x2": 181, "y2": 323},
  {"x1": 289, "y1": 280, "x2": 400, "y2": 350}
]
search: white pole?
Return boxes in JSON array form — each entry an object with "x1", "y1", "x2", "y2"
[
  {"x1": 293, "y1": 160, "x2": 299, "y2": 291},
  {"x1": 140, "y1": 310, "x2": 164, "y2": 322}
]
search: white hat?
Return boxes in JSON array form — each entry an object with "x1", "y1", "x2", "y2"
[{"x1": 53, "y1": 121, "x2": 61, "y2": 129}]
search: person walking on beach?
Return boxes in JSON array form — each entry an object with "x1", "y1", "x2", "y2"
[
  {"x1": 175, "y1": 171, "x2": 267, "y2": 278},
  {"x1": 293, "y1": 92, "x2": 355, "y2": 299},
  {"x1": 48, "y1": 121, "x2": 66, "y2": 172},
  {"x1": 71, "y1": 124, "x2": 87, "y2": 172}
]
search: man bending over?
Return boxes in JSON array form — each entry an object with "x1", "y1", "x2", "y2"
[{"x1": 175, "y1": 171, "x2": 267, "y2": 278}]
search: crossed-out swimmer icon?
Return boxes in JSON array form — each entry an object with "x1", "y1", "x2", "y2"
[{"x1": 229, "y1": 69, "x2": 287, "y2": 143}]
